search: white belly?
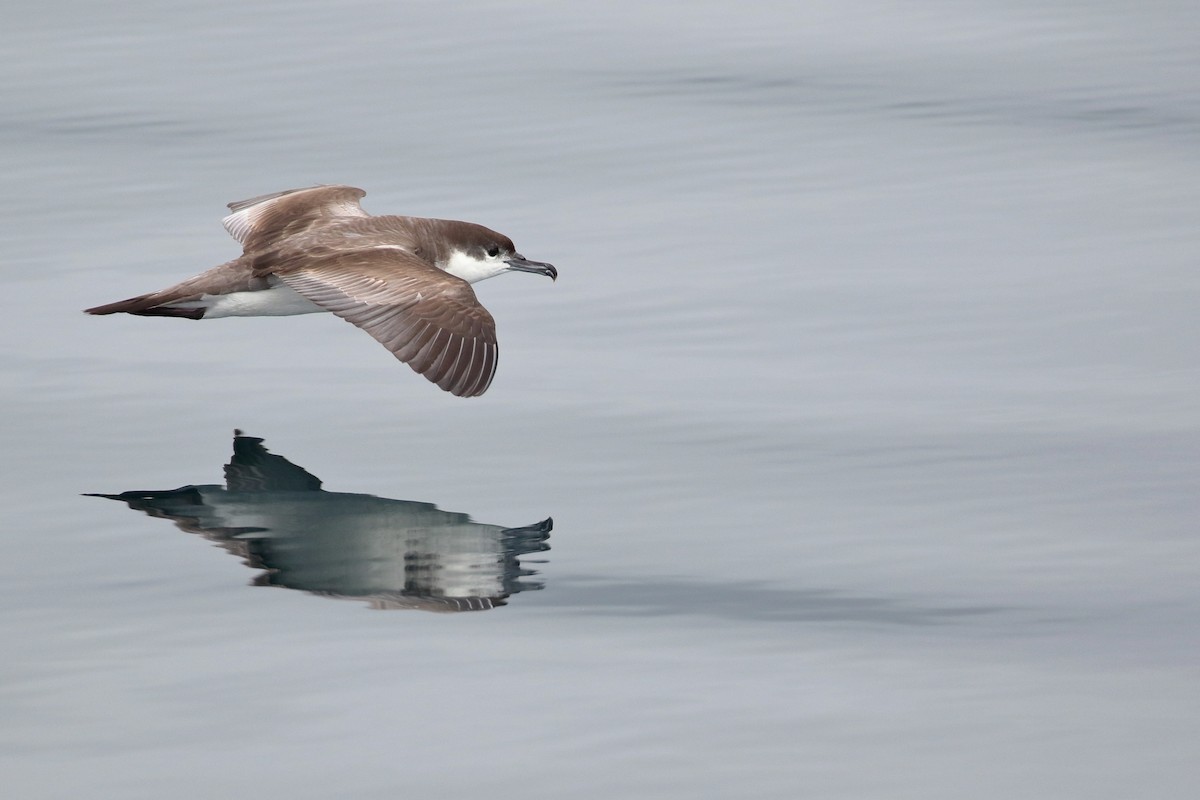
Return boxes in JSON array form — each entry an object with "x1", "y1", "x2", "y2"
[{"x1": 191, "y1": 281, "x2": 326, "y2": 318}]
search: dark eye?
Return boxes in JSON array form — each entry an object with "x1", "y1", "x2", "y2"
[{"x1": 486, "y1": 245, "x2": 500, "y2": 258}]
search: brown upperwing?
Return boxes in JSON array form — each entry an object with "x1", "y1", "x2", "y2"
[
  {"x1": 274, "y1": 249, "x2": 498, "y2": 397},
  {"x1": 223, "y1": 185, "x2": 370, "y2": 251}
]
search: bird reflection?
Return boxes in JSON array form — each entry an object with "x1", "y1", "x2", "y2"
[{"x1": 88, "y1": 431, "x2": 551, "y2": 611}]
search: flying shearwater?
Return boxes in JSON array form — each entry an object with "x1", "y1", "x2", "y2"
[{"x1": 84, "y1": 185, "x2": 556, "y2": 397}]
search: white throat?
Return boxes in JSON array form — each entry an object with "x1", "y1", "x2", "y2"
[{"x1": 443, "y1": 250, "x2": 509, "y2": 284}]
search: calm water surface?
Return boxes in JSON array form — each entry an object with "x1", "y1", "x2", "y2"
[{"x1": 3, "y1": 1, "x2": 1199, "y2": 797}]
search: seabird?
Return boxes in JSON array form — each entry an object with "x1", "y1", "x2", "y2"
[{"x1": 84, "y1": 185, "x2": 557, "y2": 397}]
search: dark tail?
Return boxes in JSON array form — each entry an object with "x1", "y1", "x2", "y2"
[
  {"x1": 84, "y1": 296, "x2": 147, "y2": 315},
  {"x1": 85, "y1": 297, "x2": 204, "y2": 319},
  {"x1": 84, "y1": 291, "x2": 206, "y2": 319},
  {"x1": 84, "y1": 258, "x2": 246, "y2": 319}
]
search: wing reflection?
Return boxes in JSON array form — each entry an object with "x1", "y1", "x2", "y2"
[{"x1": 89, "y1": 430, "x2": 552, "y2": 611}]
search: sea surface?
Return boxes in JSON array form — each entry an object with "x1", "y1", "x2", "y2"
[{"x1": 3, "y1": 1, "x2": 1198, "y2": 797}]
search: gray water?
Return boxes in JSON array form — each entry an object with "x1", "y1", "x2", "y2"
[{"x1": 3, "y1": 1, "x2": 1199, "y2": 797}]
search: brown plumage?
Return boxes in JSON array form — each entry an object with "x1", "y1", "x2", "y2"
[{"x1": 85, "y1": 185, "x2": 556, "y2": 397}]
